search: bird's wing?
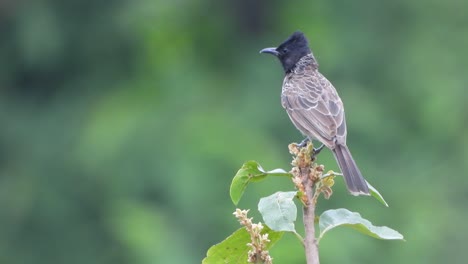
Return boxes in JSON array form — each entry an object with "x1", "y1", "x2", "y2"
[{"x1": 281, "y1": 71, "x2": 347, "y2": 147}]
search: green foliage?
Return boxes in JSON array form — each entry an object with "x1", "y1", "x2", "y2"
[
  {"x1": 366, "y1": 181, "x2": 389, "y2": 207},
  {"x1": 203, "y1": 226, "x2": 283, "y2": 264},
  {"x1": 230, "y1": 160, "x2": 291, "y2": 205},
  {"x1": 318, "y1": 209, "x2": 404, "y2": 242},
  {"x1": 211, "y1": 157, "x2": 402, "y2": 262},
  {"x1": 258, "y1": 191, "x2": 297, "y2": 232}
]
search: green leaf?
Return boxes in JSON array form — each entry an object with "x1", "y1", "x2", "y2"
[
  {"x1": 366, "y1": 181, "x2": 389, "y2": 207},
  {"x1": 318, "y1": 208, "x2": 404, "y2": 242},
  {"x1": 258, "y1": 191, "x2": 297, "y2": 232},
  {"x1": 333, "y1": 171, "x2": 389, "y2": 207},
  {"x1": 230, "y1": 161, "x2": 291, "y2": 205},
  {"x1": 202, "y1": 226, "x2": 283, "y2": 264}
]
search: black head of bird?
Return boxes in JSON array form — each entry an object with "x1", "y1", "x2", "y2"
[{"x1": 260, "y1": 31, "x2": 311, "y2": 73}]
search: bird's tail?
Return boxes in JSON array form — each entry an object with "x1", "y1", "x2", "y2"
[{"x1": 332, "y1": 144, "x2": 370, "y2": 196}]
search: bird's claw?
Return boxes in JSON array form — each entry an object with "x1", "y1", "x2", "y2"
[
  {"x1": 312, "y1": 144, "x2": 325, "y2": 157},
  {"x1": 297, "y1": 138, "x2": 310, "y2": 148},
  {"x1": 310, "y1": 144, "x2": 325, "y2": 161},
  {"x1": 295, "y1": 138, "x2": 324, "y2": 159}
]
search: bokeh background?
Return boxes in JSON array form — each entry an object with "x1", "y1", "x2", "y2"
[{"x1": 1, "y1": 0, "x2": 467, "y2": 263}]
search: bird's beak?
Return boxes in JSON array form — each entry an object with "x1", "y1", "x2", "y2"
[{"x1": 259, "y1": 47, "x2": 279, "y2": 56}]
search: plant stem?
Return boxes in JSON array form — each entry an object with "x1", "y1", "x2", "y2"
[
  {"x1": 290, "y1": 142, "x2": 320, "y2": 264},
  {"x1": 302, "y1": 174, "x2": 319, "y2": 264}
]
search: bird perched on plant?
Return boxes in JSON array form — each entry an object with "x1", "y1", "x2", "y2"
[{"x1": 260, "y1": 31, "x2": 369, "y2": 196}]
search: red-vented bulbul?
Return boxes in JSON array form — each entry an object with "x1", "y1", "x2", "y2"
[{"x1": 260, "y1": 31, "x2": 369, "y2": 196}]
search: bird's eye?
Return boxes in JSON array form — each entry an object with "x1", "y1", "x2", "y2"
[{"x1": 282, "y1": 48, "x2": 289, "y2": 53}]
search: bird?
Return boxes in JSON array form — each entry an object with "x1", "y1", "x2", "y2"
[{"x1": 260, "y1": 31, "x2": 369, "y2": 196}]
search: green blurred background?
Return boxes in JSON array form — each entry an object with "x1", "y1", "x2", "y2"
[{"x1": 1, "y1": 0, "x2": 467, "y2": 263}]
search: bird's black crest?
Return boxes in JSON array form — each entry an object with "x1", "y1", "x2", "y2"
[
  {"x1": 272, "y1": 31, "x2": 312, "y2": 73},
  {"x1": 277, "y1": 31, "x2": 309, "y2": 52}
]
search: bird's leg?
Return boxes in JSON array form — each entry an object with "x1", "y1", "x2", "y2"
[
  {"x1": 296, "y1": 138, "x2": 324, "y2": 159},
  {"x1": 312, "y1": 144, "x2": 325, "y2": 158},
  {"x1": 297, "y1": 137, "x2": 310, "y2": 148}
]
